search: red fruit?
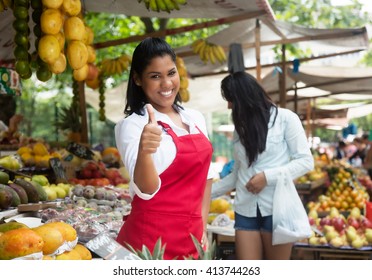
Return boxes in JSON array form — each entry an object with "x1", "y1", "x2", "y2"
[
  {"x1": 347, "y1": 217, "x2": 360, "y2": 230},
  {"x1": 361, "y1": 217, "x2": 372, "y2": 229},
  {"x1": 332, "y1": 217, "x2": 346, "y2": 232},
  {"x1": 80, "y1": 168, "x2": 92, "y2": 179},
  {"x1": 320, "y1": 217, "x2": 332, "y2": 226}
]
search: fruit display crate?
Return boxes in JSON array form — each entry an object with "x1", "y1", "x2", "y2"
[
  {"x1": 295, "y1": 177, "x2": 327, "y2": 193},
  {"x1": 293, "y1": 243, "x2": 372, "y2": 260}
]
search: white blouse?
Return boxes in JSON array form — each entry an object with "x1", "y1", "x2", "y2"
[
  {"x1": 212, "y1": 108, "x2": 314, "y2": 217},
  {"x1": 115, "y1": 105, "x2": 216, "y2": 200}
]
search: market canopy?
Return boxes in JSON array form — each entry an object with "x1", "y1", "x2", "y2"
[{"x1": 86, "y1": 65, "x2": 372, "y2": 125}]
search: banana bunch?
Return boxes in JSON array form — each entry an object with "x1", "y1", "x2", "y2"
[
  {"x1": 138, "y1": 0, "x2": 187, "y2": 13},
  {"x1": 100, "y1": 54, "x2": 132, "y2": 76},
  {"x1": 0, "y1": 0, "x2": 13, "y2": 11},
  {"x1": 191, "y1": 39, "x2": 227, "y2": 65},
  {"x1": 176, "y1": 56, "x2": 190, "y2": 102}
]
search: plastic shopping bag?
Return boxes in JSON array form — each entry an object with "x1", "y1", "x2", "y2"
[{"x1": 272, "y1": 169, "x2": 312, "y2": 245}]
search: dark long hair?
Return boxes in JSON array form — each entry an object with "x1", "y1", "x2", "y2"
[
  {"x1": 221, "y1": 71, "x2": 278, "y2": 166},
  {"x1": 124, "y1": 37, "x2": 182, "y2": 116}
]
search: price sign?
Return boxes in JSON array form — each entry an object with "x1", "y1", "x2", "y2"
[
  {"x1": 66, "y1": 142, "x2": 95, "y2": 160},
  {"x1": 49, "y1": 157, "x2": 67, "y2": 183},
  {"x1": 85, "y1": 233, "x2": 140, "y2": 260}
]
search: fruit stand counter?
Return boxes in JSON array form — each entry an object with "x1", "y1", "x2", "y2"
[{"x1": 292, "y1": 243, "x2": 372, "y2": 260}]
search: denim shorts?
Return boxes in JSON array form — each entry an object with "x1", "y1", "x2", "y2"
[{"x1": 234, "y1": 207, "x2": 273, "y2": 232}]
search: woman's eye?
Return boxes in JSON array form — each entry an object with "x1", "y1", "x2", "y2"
[
  {"x1": 151, "y1": 74, "x2": 160, "y2": 79},
  {"x1": 169, "y1": 70, "x2": 176, "y2": 76}
]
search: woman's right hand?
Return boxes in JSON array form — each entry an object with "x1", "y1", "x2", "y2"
[{"x1": 139, "y1": 104, "x2": 162, "y2": 154}]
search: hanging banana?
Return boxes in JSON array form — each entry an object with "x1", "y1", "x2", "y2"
[{"x1": 138, "y1": 0, "x2": 187, "y2": 13}]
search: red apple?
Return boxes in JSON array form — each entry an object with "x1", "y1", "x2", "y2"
[
  {"x1": 360, "y1": 217, "x2": 372, "y2": 229},
  {"x1": 347, "y1": 217, "x2": 360, "y2": 230},
  {"x1": 320, "y1": 217, "x2": 332, "y2": 226},
  {"x1": 308, "y1": 217, "x2": 316, "y2": 226},
  {"x1": 332, "y1": 217, "x2": 346, "y2": 232}
]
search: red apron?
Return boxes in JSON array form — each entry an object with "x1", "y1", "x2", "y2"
[{"x1": 116, "y1": 121, "x2": 213, "y2": 260}]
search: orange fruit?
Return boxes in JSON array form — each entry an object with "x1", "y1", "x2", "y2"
[
  {"x1": 62, "y1": 0, "x2": 81, "y2": 16},
  {"x1": 42, "y1": 0, "x2": 63, "y2": 9},
  {"x1": 48, "y1": 53, "x2": 67, "y2": 74},
  {"x1": 55, "y1": 249, "x2": 81, "y2": 260},
  {"x1": 73, "y1": 243, "x2": 92, "y2": 260},
  {"x1": 86, "y1": 45, "x2": 96, "y2": 63},
  {"x1": 33, "y1": 225, "x2": 64, "y2": 255},
  {"x1": 73, "y1": 63, "x2": 89, "y2": 81},
  {"x1": 66, "y1": 40, "x2": 88, "y2": 69},
  {"x1": 83, "y1": 25, "x2": 94, "y2": 45},
  {"x1": 54, "y1": 31, "x2": 66, "y2": 51},
  {"x1": 40, "y1": 8, "x2": 63, "y2": 35},
  {"x1": 64, "y1": 16, "x2": 85, "y2": 41},
  {"x1": 86, "y1": 76, "x2": 100, "y2": 89},
  {"x1": 38, "y1": 34, "x2": 61, "y2": 64}
]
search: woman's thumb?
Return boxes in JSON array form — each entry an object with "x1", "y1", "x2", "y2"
[{"x1": 146, "y1": 104, "x2": 156, "y2": 124}]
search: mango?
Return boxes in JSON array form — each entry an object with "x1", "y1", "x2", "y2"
[
  {"x1": 0, "y1": 188, "x2": 12, "y2": 210},
  {"x1": 0, "y1": 228, "x2": 44, "y2": 260},
  {"x1": 0, "y1": 184, "x2": 21, "y2": 207}
]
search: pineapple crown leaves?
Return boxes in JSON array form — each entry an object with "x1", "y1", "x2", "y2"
[
  {"x1": 184, "y1": 234, "x2": 217, "y2": 260},
  {"x1": 126, "y1": 234, "x2": 217, "y2": 260},
  {"x1": 125, "y1": 238, "x2": 166, "y2": 260}
]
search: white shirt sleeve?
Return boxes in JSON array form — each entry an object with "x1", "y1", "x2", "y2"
[{"x1": 264, "y1": 109, "x2": 314, "y2": 185}]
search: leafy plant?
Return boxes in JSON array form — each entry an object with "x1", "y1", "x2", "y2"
[{"x1": 54, "y1": 102, "x2": 82, "y2": 133}]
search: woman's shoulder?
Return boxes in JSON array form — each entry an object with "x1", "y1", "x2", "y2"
[
  {"x1": 276, "y1": 107, "x2": 300, "y2": 121},
  {"x1": 180, "y1": 107, "x2": 205, "y2": 122},
  {"x1": 115, "y1": 111, "x2": 147, "y2": 130}
]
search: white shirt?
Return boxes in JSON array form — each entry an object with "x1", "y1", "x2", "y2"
[
  {"x1": 115, "y1": 106, "x2": 216, "y2": 200},
  {"x1": 211, "y1": 108, "x2": 314, "y2": 217}
]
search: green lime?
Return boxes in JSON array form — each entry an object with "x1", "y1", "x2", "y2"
[
  {"x1": 31, "y1": 9, "x2": 42, "y2": 24},
  {"x1": 30, "y1": 0, "x2": 42, "y2": 9},
  {"x1": 14, "y1": 32, "x2": 29, "y2": 47},
  {"x1": 36, "y1": 66, "x2": 52, "y2": 82},
  {"x1": 15, "y1": 60, "x2": 30, "y2": 76},
  {"x1": 0, "y1": 171, "x2": 10, "y2": 184},
  {"x1": 14, "y1": 6, "x2": 29, "y2": 19},
  {"x1": 14, "y1": 45, "x2": 29, "y2": 60},
  {"x1": 13, "y1": 19, "x2": 29, "y2": 32},
  {"x1": 20, "y1": 68, "x2": 33, "y2": 79},
  {"x1": 33, "y1": 24, "x2": 42, "y2": 37},
  {"x1": 14, "y1": 0, "x2": 30, "y2": 8}
]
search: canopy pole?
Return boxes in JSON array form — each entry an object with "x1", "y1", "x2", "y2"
[
  {"x1": 78, "y1": 81, "x2": 88, "y2": 144},
  {"x1": 306, "y1": 99, "x2": 312, "y2": 138},
  {"x1": 255, "y1": 19, "x2": 261, "y2": 81},
  {"x1": 279, "y1": 44, "x2": 287, "y2": 108},
  {"x1": 294, "y1": 82, "x2": 298, "y2": 114}
]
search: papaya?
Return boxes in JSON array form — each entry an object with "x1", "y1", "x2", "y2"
[
  {"x1": 0, "y1": 184, "x2": 21, "y2": 207},
  {"x1": 32, "y1": 224, "x2": 64, "y2": 255},
  {"x1": 43, "y1": 221, "x2": 77, "y2": 242},
  {"x1": 0, "y1": 221, "x2": 29, "y2": 233},
  {"x1": 0, "y1": 228, "x2": 44, "y2": 260},
  {"x1": 13, "y1": 178, "x2": 40, "y2": 203},
  {"x1": 0, "y1": 188, "x2": 12, "y2": 210},
  {"x1": 8, "y1": 182, "x2": 28, "y2": 204}
]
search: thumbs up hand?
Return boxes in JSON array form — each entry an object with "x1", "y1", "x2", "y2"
[{"x1": 139, "y1": 104, "x2": 162, "y2": 154}]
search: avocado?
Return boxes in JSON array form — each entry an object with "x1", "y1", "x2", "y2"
[
  {"x1": 0, "y1": 188, "x2": 12, "y2": 210},
  {"x1": 0, "y1": 184, "x2": 21, "y2": 207},
  {"x1": 8, "y1": 183, "x2": 28, "y2": 204},
  {"x1": 13, "y1": 178, "x2": 40, "y2": 203}
]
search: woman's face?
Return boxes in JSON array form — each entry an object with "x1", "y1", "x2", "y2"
[{"x1": 135, "y1": 55, "x2": 180, "y2": 113}]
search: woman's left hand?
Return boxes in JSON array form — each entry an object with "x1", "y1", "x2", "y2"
[{"x1": 246, "y1": 172, "x2": 267, "y2": 194}]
